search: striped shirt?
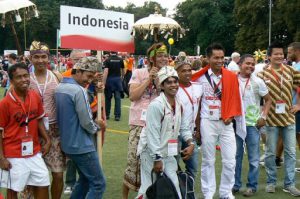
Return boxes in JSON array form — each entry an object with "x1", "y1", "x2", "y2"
[
  {"x1": 257, "y1": 64, "x2": 300, "y2": 126},
  {"x1": 30, "y1": 70, "x2": 59, "y2": 124}
]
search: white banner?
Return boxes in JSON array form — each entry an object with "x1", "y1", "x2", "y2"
[
  {"x1": 60, "y1": 5, "x2": 134, "y2": 52},
  {"x1": 4, "y1": 50, "x2": 18, "y2": 56}
]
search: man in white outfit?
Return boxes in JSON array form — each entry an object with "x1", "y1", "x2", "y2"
[
  {"x1": 175, "y1": 60, "x2": 202, "y2": 177},
  {"x1": 137, "y1": 66, "x2": 195, "y2": 199},
  {"x1": 228, "y1": 52, "x2": 240, "y2": 73},
  {"x1": 192, "y1": 43, "x2": 242, "y2": 199}
]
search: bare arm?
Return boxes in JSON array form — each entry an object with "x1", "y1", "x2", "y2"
[
  {"x1": 290, "y1": 91, "x2": 300, "y2": 114},
  {"x1": 0, "y1": 130, "x2": 11, "y2": 170},
  {"x1": 129, "y1": 79, "x2": 151, "y2": 101},
  {"x1": 129, "y1": 67, "x2": 159, "y2": 101},
  {"x1": 256, "y1": 94, "x2": 272, "y2": 128},
  {"x1": 261, "y1": 93, "x2": 272, "y2": 117},
  {"x1": 38, "y1": 119, "x2": 51, "y2": 155}
]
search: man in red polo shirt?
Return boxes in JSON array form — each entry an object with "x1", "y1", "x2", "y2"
[{"x1": 0, "y1": 63, "x2": 51, "y2": 199}]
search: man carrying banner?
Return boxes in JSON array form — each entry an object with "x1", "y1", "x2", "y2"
[{"x1": 55, "y1": 57, "x2": 106, "y2": 199}]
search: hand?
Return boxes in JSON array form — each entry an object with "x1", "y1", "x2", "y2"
[
  {"x1": 182, "y1": 144, "x2": 195, "y2": 161},
  {"x1": 223, "y1": 117, "x2": 233, "y2": 125},
  {"x1": 94, "y1": 73, "x2": 103, "y2": 82},
  {"x1": 153, "y1": 161, "x2": 163, "y2": 173},
  {"x1": 194, "y1": 131, "x2": 201, "y2": 146},
  {"x1": 149, "y1": 67, "x2": 159, "y2": 81},
  {"x1": 97, "y1": 119, "x2": 106, "y2": 131},
  {"x1": 256, "y1": 118, "x2": 266, "y2": 128},
  {"x1": 0, "y1": 158, "x2": 12, "y2": 170},
  {"x1": 95, "y1": 82, "x2": 105, "y2": 93},
  {"x1": 290, "y1": 105, "x2": 300, "y2": 114},
  {"x1": 42, "y1": 139, "x2": 51, "y2": 156}
]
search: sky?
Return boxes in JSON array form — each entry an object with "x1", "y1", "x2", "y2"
[{"x1": 102, "y1": 0, "x2": 185, "y2": 16}]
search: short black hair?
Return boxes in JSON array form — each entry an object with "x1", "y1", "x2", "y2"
[
  {"x1": 8, "y1": 63, "x2": 29, "y2": 80},
  {"x1": 206, "y1": 43, "x2": 225, "y2": 58},
  {"x1": 8, "y1": 53, "x2": 17, "y2": 60},
  {"x1": 267, "y1": 41, "x2": 284, "y2": 56},
  {"x1": 238, "y1": 54, "x2": 254, "y2": 65}
]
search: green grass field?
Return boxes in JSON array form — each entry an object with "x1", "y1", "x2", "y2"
[{"x1": 0, "y1": 87, "x2": 300, "y2": 198}]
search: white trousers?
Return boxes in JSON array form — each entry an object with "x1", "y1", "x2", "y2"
[
  {"x1": 200, "y1": 119, "x2": 236, "y2": 199},
  {"x1": 137, "y1": 149, "x2": 182, "y2": 199}
]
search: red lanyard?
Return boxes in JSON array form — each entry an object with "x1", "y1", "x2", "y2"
[
  {"x1": 179, "y1": 83, "x2": 193, "y2": 106},
  {"x1": 241, "y1": 78, "x2": 251, "y2": 98},
  {"x1": 12, "y1": 90, "x2": 31, "y2": 135},
  {"x1": 270, "y1": 64, "x2": 284, "y2": 86}
]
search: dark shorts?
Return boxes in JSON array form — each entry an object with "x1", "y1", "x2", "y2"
[{"x1": 296, "y1": 112, "x2": 300, "y2": 133}]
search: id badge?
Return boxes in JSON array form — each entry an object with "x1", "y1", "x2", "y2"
[
  {"x1": 208, "y1": 105, "x2": 220, "y2": 120},
  {"x1": 21, "y1": 136, "x2": 33, "y2": 156},
  {"x1": 275, "y1": 100, "x2": 286, "y2": 114},
  {"x1": 140, "y1": 109, "x2": 147, "y2": 121},
  {"x1": 167, "y1": 139, "x2": 178, "y2": 156},
  {"x1": 43, "y1": 116, "x2": 49, "y2": 131}
]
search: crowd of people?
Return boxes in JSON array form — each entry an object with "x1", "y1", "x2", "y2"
[{"x1": 0, "y1": 40, "x2": 300, "y2": 199}]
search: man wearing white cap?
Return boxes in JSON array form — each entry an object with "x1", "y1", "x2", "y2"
[
  {"x1": 228, "y1": 52, "x2": 241, "y2": 73},
  {"x1": 136, "y1": 66, "x2": 195, "y2": 199}
]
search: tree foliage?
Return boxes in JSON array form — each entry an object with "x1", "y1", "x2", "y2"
[
  {"x1": 174, "y1": 0, "x2": 236, "y2": 56},
  {"x1": 1, "y1": 0, "x2": 299, "y2": 55},
  {"x1": 106, "y1": 1, "x2": 167, "y2": 55},
  {"x1": 0, "y1": 0, "x2": 104, "y2": 54},
  {"x1": 234, "y1": 0, "x2": 300, "y2": 53}
]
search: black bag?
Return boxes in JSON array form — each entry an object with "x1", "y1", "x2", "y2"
[
  {"x1": 146, "y1": 171, "x2": 180, "y2": 199},
  {"x1": 177, "y1": 166, "x2": 195, "y2": 199}
]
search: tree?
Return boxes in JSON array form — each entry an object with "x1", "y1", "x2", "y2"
[
  {"x1": 174, "y1": 0, "x2": 236, "y2": 56},
  {"x1": 106, "y1": 1, "x2": 167, "y2": 55},
  {"x1": 234, "y1": 0, "x2": 300, "y2": 53},
  {"x1": 0, "y1": 0, "x2": 104, "y2": 54}
]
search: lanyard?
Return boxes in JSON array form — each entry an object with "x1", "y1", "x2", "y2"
[
  {"x1": 212, "y1": 79, "x2": 222, "y2": 95},
  {"x1": 270, "y1": 64, "x2": 285, "y2": 97},
  {"x1": 205, "y1": 71, "x2": 222, "y2": 100},
  {"x1": 239, "y1": 77, "x2": 251, "y2": 98},
  {"x1": 180, "y1": 84, "x2": 196, "y2": 129},
  {"x1": 31, "y1": 70, "x2": 49, "y2": 100},
  {"x1": 179, "y1": 83, "x2": 194, "y2": 106},
  {"x1": 171, "y1": 104, "x2": 176, "y2": 135},
  {"x1": 12, "y1": 90, "x2": 32, "y2": 135}
]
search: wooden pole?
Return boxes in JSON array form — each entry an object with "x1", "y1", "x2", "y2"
[
  {"x1": 9, "y1": 14, "x2": 22, "y2": 55},
  {"x1": 96, "y1": 50, "x2": 103, "y2": 167}
]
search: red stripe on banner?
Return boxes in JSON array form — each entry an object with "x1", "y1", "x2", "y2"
[{"x1": 61, "y1": 35, "x2": 135, "y2": 52}]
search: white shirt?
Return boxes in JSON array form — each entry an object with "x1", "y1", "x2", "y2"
[
  {"x1": 253, "y1": 63, "x2": 266, "y2": 75},
  {"x1": 177, "y1": 82, "x2": 202, "y2": 131},
  {"x1": 228, "y1": 61, "x2": 240, "y2": 72},
  {"x1": 194, "y1": 68, "x2": 222, "y2": 119},
  {"x1": 137, "y1": 92, "x2": 192, "y2": 158},
  {"x1": 238, "y1": 74, "x2": 268, "y2": 126}
]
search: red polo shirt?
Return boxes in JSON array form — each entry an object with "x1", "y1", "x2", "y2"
[{"x1": 0, "y1": 89, "x2": 45, "y2": 158}]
